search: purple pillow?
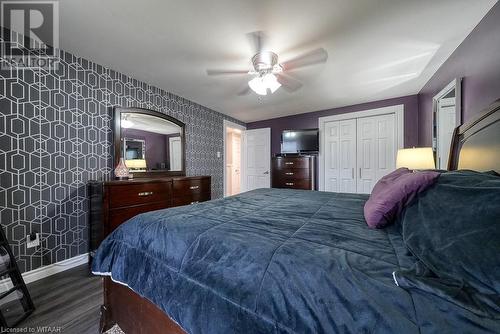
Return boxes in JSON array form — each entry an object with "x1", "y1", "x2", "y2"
[{"x1": 364, "y1": 168, "x2": 440, "y2": 228}]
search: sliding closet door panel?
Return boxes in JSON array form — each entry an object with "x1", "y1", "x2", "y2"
[
  {"x1": 375, "y1": 114, "x2": 396, "y2": 181},
  {"x1": 357, "y1": 114, "x2": 396, "y2": 193},
  {"x1": 323, "y1": 119, "x2": 356, "y2": 193},
  {"x1": 339, "y1": 119, "x2": 357, "y2": 193},
  {"x1": 357, "y1": 117, "x2": 376, "y2": 193},
  {"x1": 323, "y1": 121, "x2": 340, "y2": 192}
]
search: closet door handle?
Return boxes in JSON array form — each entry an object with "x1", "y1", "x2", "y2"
[
  {"x1": 359, "y1": 168, "x2": 362, "y2": 179},
  {"x1": 351, "y1": 168, "x2": 354, "y2": 179}
]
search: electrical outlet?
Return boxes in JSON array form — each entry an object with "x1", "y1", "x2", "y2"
[
  {"x1": 216, "y1": 151, "x2": 221, "y2": 158},
  {"x1": 26, "y1": 233, "x2": 40, "y2": 249}
]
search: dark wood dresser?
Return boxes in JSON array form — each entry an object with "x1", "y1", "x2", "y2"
[
  {"x1": 272, "y1": 155, "x2": 316, "y2": 190},
  {"x1": 88, "y1": 176, "x2": 211, "y2": 256}
]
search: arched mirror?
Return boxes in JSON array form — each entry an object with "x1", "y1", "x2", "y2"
[{"x1": 113, "y1": 107, "x2": 186, "y2": 177}]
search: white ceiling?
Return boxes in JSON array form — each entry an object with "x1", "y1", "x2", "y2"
[{"x1": 59, "y1": 0, "x2": 496, "y2": 122}]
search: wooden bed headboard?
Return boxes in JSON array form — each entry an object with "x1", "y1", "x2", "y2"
[{"x1": 448, "y1": 100, "x2": 500, "y2": 172}]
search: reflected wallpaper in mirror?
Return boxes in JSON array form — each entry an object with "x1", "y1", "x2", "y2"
[{"x1": 121, "y1": 112, "x2": 183, "y2": 172}]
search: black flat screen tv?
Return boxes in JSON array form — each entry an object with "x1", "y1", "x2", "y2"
[{"x1": 281, "y1": 129, "x2": 319, "y2": 153}]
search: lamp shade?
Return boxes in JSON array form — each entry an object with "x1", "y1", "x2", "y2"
[
  {"x1": 125, "y1": 159, "x2": 147, "y2": 169},
  {"x1": 396, "y1": 147, "x2": 435, "y2": 170}
]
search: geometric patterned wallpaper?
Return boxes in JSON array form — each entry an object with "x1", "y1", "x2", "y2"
[{"x1": 0, "y1": 28, "x2": 245, "y2": 273}]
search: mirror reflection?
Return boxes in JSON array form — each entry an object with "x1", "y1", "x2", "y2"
[
  {"x1": 120, "y1": 112, "x2": 183, "y2": 172},
  {"x1": 432, "y1": 79, "x2": 461, "y2": 169}
]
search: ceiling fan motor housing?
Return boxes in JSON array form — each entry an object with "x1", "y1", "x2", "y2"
[{"x1": 252, "y1": 51, "x2": 281, "y2": 74}]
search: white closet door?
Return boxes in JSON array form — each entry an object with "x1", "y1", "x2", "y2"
[
  {"x1": 339, "y1": 120, "x2": 357, "y2": 193},
  {"x1": 323, "y1": 119, "x2": 356, "y2": 193},
  {"x1": 323, "y1": 121, "x2": 340, "y2": 191},
  {"x1": 356, "y1": 114, "x2": 396, "y2": 193}
]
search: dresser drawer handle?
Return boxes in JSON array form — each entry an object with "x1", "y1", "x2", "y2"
[
  {"x1": 138, "y1": 191, "x2": 153, "y2": 197},
  {"x1": 189, "y1": 185, "x2": 199, "y2": 190},
  {"x1": 190, "y1": 201, "x2": 199, "y2": 205},
  {"x1": 285, "y1": 162, "x2": 294, "y2": 165},
  {"x1": 285, "y1": 172, "x2": 294, "y2": 175},
  {"x1": 285, "y1": 182, "x2": 294, "y2": 186}
]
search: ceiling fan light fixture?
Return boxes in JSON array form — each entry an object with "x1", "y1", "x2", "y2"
[
  {"x1": 248, "y1": 73, "x2": 281, "y2": 95},
  {"x1": 263, "y1": 73, "x2": 281, "y2": 93},
  {"x1": 121, "y1": 116, "x2": 134, "y2": 128},
  {"x1": 248, "y1": 76, "x2": 267, "y2": 95}
]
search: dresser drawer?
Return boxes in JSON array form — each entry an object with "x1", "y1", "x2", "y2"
[
  {"x1": 273, "y1": 179, "x2": 311, "y2": 190},
  {"x1": 172, "y1": 192, "x2": 211, "y2": 207},
  {"x1": 276, "y1": 168, "x2": 310, "y2": 180},
  {"x1": 108, "y1": 201, "x2": 170, "y2": 232},
  {"x1": 273, "y1": 157, "x2": 310, "y2": 169},
  {"x1": 173, "y1": 178, "x2": 210, "y2": 197},
  {"x1": 108, "y1": 182, "x2": 172, "y2": 209}
]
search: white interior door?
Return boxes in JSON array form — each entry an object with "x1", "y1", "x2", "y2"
[
  {"x1": 169, "y1": 137, "x2": 182, "y2": 171},
  {"x1": 437, "y1": 97, "x2": 456, "y2": 169},
  {"x1": 356, "y1": 114, "x2": 396, "y2": 193},
  {"x1": 242, "y1": 128, "x2": 271, "y2": 191},
  {"x1": 232, "y1": 134, "x2": 241, "y2": 194},
  {"x1": 323, "y1": 119, "x2": 357, "y2": 193}
]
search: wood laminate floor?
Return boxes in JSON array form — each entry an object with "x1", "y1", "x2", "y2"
[{"x1": 15, "y1": 264, "x2": 103, "y2": 334}]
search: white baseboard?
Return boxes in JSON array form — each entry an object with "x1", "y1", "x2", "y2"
[
  {"x1": 0, "y1": 253, "x2": 89, "y2": 302},
  {"x1": 22, "y1": 253, "x2": 89, "y2": 285}
]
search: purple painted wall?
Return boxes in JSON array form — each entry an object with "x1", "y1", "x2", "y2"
[
  {"x1": 122, "y1": 128, "x2": 168, "y2": 169},
  {"x1": 418, "y1": 2, "x2": 500, "y2": 146},
  {"x1": 247, "y1": 95, "x2": 419, "y2": 155}
]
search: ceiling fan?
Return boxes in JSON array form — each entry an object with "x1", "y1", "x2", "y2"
[{"x1": 206, "y1": 31, "x2": 328, "y2": 96}]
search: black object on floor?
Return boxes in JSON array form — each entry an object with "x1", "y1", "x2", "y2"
[{"x1": 0, "y1": 227, "x2": 35, "y2": 329}]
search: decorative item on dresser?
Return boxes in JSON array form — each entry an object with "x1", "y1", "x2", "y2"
[
  {"x1": 88, "y1": 176, "x2": 211, "y2": 258},
  {"x1": 272, "y1": 155, "x2": 316, "y2": 190}
]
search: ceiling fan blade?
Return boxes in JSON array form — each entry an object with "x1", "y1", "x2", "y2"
[
  {"x1": 246, "y1": 31, "x2": 267, "y2": 54},
  {"x1": 206, "y1": 69, "x2": 249, "y2": 76},
  {"x1": 281, "y1": 48, "x2": 328, "y2": 71},
  {"x1": 277, "y1": 74, "x2": 303, "y2": 93}
]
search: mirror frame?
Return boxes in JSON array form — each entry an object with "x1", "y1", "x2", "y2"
[{"x1": 113, "y1": 106, "x2": 186, "y2": 178}]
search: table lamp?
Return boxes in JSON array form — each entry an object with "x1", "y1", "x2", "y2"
[
  {"x1": 396, "y1": 147, "x2": 435, "y2": 170},
  {"x1": 125, "y1": 159, "x2": 147, "y2": 170}
]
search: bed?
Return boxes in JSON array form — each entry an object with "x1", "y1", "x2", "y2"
[{"x1": 93, "y1": 101, "x2": 500, "y2": 333}]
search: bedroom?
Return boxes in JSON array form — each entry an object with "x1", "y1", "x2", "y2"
[{"x1": 0, "y1": 0, "x2": 499, "y2": 333}]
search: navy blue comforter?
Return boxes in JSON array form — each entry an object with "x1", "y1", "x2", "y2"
[{"x1": 92, "y1": 180, "x2": 499, "y2": 333}]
